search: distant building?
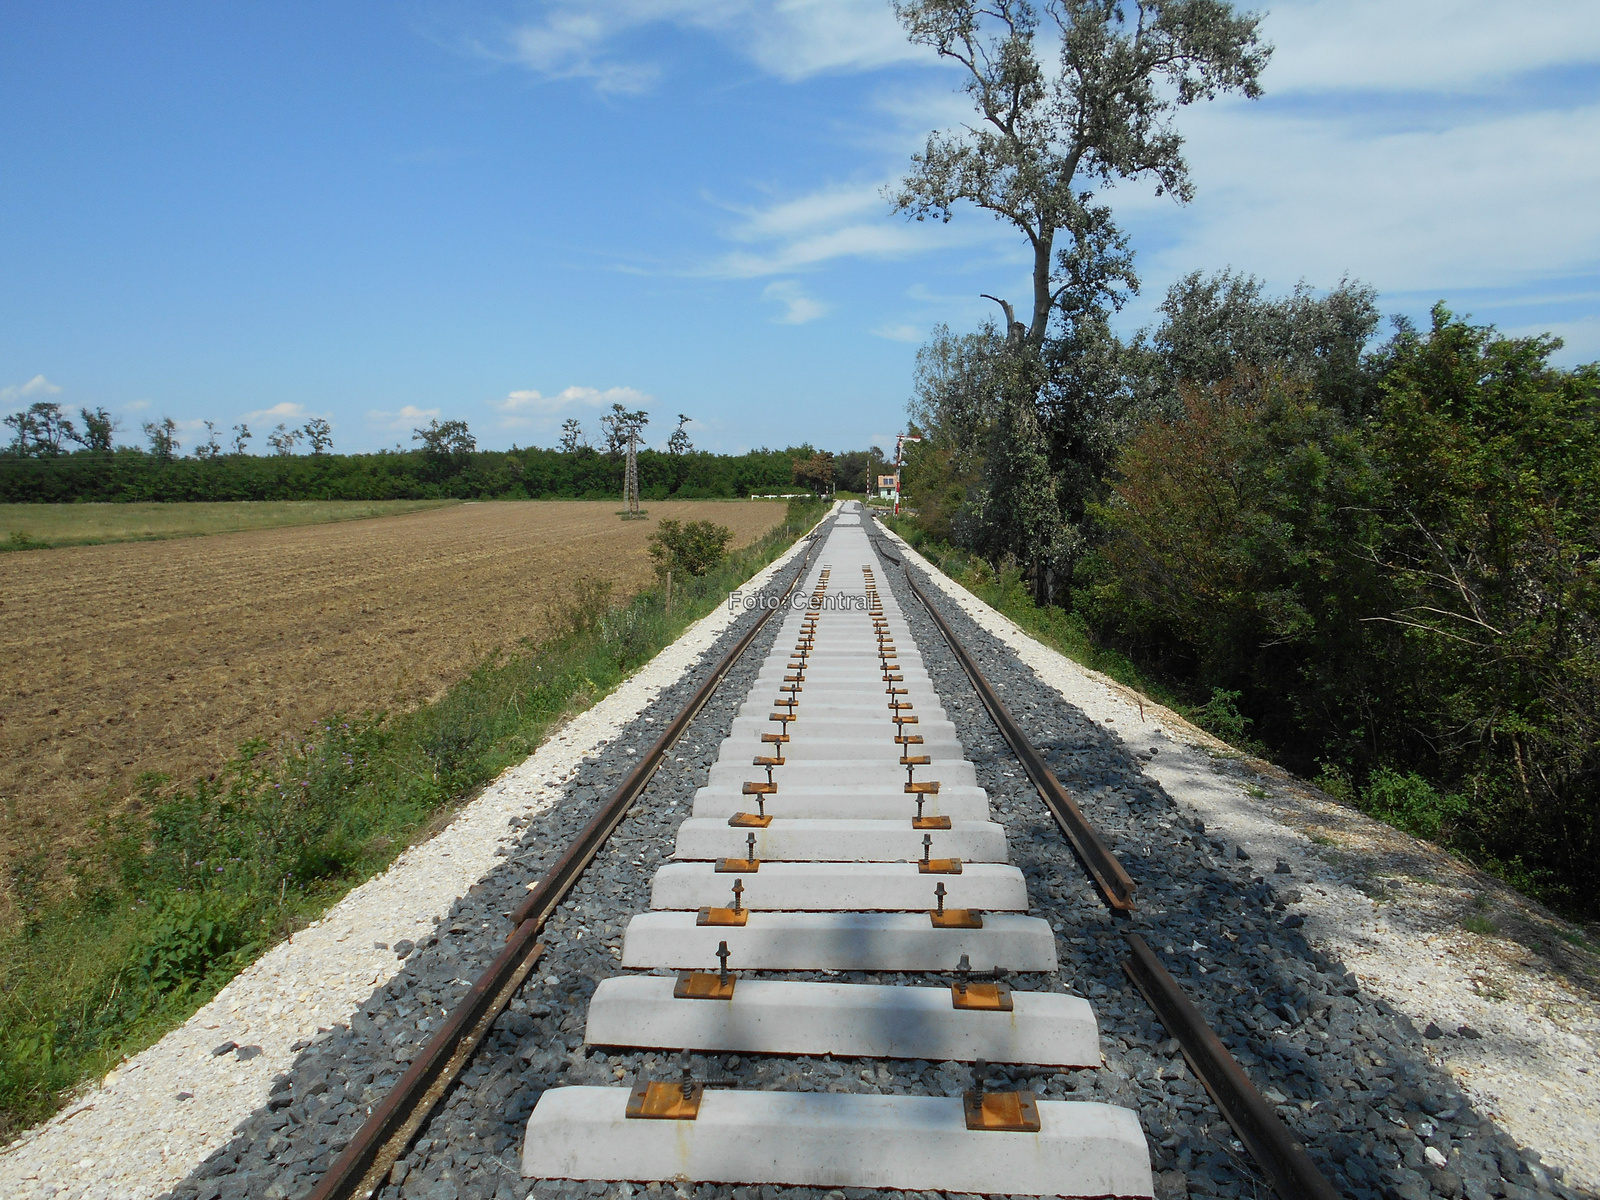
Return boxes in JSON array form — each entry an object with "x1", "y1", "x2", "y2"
[{"x1": 876, "y1": 474, "x2": 898, "y2": 500}]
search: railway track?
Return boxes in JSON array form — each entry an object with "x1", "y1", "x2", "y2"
[
  {"x1": 162, "y1": 497, "x2": 1545, "y2": 1200},
  {"x1": 266, "y1": 501, "x2": 1333, "y2": 1200}
]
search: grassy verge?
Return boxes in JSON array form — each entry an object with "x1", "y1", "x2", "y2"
[
  {"x1": 0, "y1": 499, "x2": 458, "y2": 550},
  {"x1": 0, "y1": 498, "x2": 826, "y2": 1143},
  {"x1": 881, "y1": 517, "x2": 1266, "y2": 753}
]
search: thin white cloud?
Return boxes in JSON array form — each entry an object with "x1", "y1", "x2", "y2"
[
  {"x1": 1504, "y1": 315, "x2": 1600, "y2": 363},
  {"x1": 1116, "y1": 100, "x2": 1600, "y2": 301},
  {"x1": 0, "y1": 374, "x2": 64, "y2": 402},
  {"x1": 494, "y1": 0, "x2": 927, "y2": 94},
  {"x1": 492, "y1": 385, "x2": 652, "y2": 416},
  {"x1": 871, "y1": 323, "x2": 921, "y2": 342},
  {"x1": 763, "y1": 280, "x2": 828, "y2": 324},
  {"x1": 727, "y1": 181, "x2": 886, "y2": 242},
  {"x1": 1264, "y1": 0, "x2": 1600, "y2": 94},
  {"x1": 366, "y1": 404, "x2": 441, "y2": 433},
  {"x1": 244, "y1": 401, "x2": 308, "y2": 423},
  {"x1": 122, "y1": 400, "x2": 150, "y2": 413},
  {"x1": 492, "y1": 385, "x2": 656, "y2": 431}
]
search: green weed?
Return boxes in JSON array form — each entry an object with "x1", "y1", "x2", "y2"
[{"x1": 1359, "y1": 768, "x2": 1470, "y2": 842}]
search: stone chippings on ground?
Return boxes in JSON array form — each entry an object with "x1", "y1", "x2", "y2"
[{"x1": 162, "y1": 511, "x2": 1579, "y2": 1200}]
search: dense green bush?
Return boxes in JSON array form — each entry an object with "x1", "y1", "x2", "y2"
[
  {"x1": 648, "y1": 518, "x2": 734, "y2": 579},
  {"x1": 1083, "y1": 306, "x2": 1600, "y2": 913}
]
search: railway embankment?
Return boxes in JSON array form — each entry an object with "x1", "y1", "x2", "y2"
[{"x1": 4, "y1": 500, "x2": 1594, "y2": 1200}]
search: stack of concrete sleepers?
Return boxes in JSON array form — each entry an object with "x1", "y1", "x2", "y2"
[{"x1": 522, "y1": 503, "x2": 1154, "y2": 1196}]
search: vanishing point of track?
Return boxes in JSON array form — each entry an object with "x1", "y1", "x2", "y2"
[{"x1": 304, "y1": 503, "x2": 1338, "y2": 1200}]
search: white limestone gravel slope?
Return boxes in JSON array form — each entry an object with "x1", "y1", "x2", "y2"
[
  {"x1": 878, "y1": 523, "x2": 1600, "y2": 1196},
  {"x1": 0, "y1": 510, "x2": 830, "y2": 1200}
]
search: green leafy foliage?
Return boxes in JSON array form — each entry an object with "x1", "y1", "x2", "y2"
[
  {"x1": 135, "y1": 899, "x2": 246, "y2": 994},
  {"x1": 1084, "y1": 305, "x2": 1600, "y2": 913},
  {"x1": 1358, "y1": 769, "x2": 1469, "y2": 843},
  {"x1": 647, "y1": 519, "x2": 734, "y2": 579}
]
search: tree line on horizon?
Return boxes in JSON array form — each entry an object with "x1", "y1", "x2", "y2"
[{"x1": 0, "y1": 398, "x2": 886, "y2": 505}]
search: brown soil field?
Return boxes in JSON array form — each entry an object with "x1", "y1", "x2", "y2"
[{"x1": 0, "y1": 500, "x2": 785, "y2": 921}]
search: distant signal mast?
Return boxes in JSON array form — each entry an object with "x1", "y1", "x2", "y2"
[{"x1": 893, "y1": 433, "x2": 922, "y2": 516}]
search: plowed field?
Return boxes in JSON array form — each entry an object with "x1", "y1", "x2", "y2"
[{"x1": 0, "y1": 500, "x2": 785, "y2": 920}]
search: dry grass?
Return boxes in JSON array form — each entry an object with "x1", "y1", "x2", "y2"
[
  {"x1": 0, "y1": 499, "x2": 456, "y2": 549},
  {"x1": 0, "y1": 499, "x2": 784, "y2": 922}
]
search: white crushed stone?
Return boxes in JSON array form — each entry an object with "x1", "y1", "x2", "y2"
[
  {"x1": 0, "y1": 515, "x2": 829, "y2": 1200},
  {"x1": 884, "y1": 527, "x2": 1600, "y2": 1195}
]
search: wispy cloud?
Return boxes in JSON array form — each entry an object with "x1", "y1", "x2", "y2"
[
  {"x1": 0, "y1": 374, "x2": 63, "y2": 402},
  {"x1": 698, "y1": 178, "x2": 998, "y2": 279},
  {"x1": 244, "y1": 401, "x2": 308, "y2": 423},
  {"x1": 492, "y1": 384, "x2": 656, "y2": 431},
  {"x1": 366, "y1": 404, "x2": 441, "y2": 434},
  {"x1": 1114, "y1": 100, "x2": 1600, "y2": 301},
  {"x1": 491, "y1": 0, "x2": 927, "y2": 95},
  {"x1": 871, "y1": 323, "x2": 921, "y2": 343},
  {"x1": 492, "y1": 384, "x2": 652, "y2": 416},
  {"x1": 763, "y1": 280, "x2": 827, "y2": 324},
  {"x1": 1264, "y1": 0, "x2": 1600, "y2": 94}
]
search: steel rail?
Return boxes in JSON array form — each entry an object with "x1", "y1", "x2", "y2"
[
  {"x1": 1124, "y1": 934, "x2": 1342, "y2": 1200},
  {"x1": 876, "y1": 527, "x2": 1137, "y2": 913},
  {"x1": 307, "y1": 523, "x2": 824, "y2": 1200},
  {"x1": 873, "y1": 519, "x2": 1339, "y2": 1200}
]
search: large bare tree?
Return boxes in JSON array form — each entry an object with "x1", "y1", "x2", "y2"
[{"x1": 890, "y1": 0, "x2": 1270, "y2": 350}]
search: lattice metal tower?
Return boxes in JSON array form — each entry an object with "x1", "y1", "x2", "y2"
[{"x1": 623, "y1": 428, "x2": 641, "y2": 518}]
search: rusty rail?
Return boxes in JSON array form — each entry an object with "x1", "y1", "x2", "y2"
[
  {"x1": 307, "y1": 525, "x2": 823, "y2": 1200},
  {"x1": 1124, "y1": 934, "x2": 1342, "y2": 1200},
  {"x1": 884, "y1": 530, "x2": 1137, "y2": 913}
]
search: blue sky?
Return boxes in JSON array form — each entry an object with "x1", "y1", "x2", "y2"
[{"x1": 3, "y1": 1, "x2": 1597, "y2": 455}]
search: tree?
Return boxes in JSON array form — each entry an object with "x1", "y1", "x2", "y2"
[
  {"x1": 3, "y1": 409, "x2": 33, "y2": 456},
  {"x1": 890, "y1": 0, "x2": 1268, "y2": 351},
  {"x1": 412, "y1": 418, "x2": 475, "y2": 456},
  {"x1": 1138, "y1": 270, "x2": 1381, "y2": 419},
  {"x1": 648, "y1": 519, "x2": 733, "y2": 579},
  {"x1": 599, "y1": 404, "x2": 648, "y2": 457},
  {"x1": 303, "y1": 417, "x2": 334, "y2": 455},
  {"x1": 75, "y1": 407, "x2": 117, "y2": 453},
  {"x1": 890, "y1": 0, "x2": 1268, "y2": 598},
  {"x1": 959, "y1": 355, "x2": 1074, "y2": 593},
  {"x1": 4, "y1": 401, "x2": 78, "y2": 456},
  {"x1": 1365, "y1": 308, "x2": 1600, "y2": 898},
  {"x1": 143, "y1": 416, "x2": 180, "y2": 461},
  {"x1": 194, "y1": 420, "x2": 224, "y2": 459},
  {"x1": 792, "y1": 451, "x2": 835, "y2": 494},
  {"x1": 230, "y1": 423, "x2": 252, "y2": 455},
  {"x1": 559, "y1": 418, "x2": 589, "y2": 454},
  {"x1": 833, "y1": 447, "x2": 888, "y2": 494},
  {"x1": 667, "y1": 414, "x2": 693, "y2": 455},
  {"x1": 266, "y1": 422, "x2": 302, "y2": 456}
]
